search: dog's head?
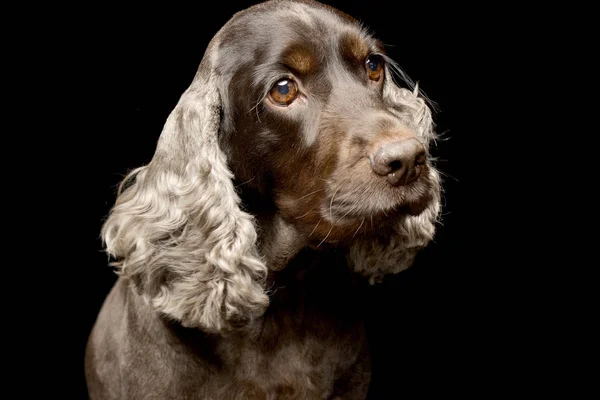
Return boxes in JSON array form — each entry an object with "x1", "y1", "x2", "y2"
[{"x1": 102, "y1": 0, "x2": 442, "y2": 332}]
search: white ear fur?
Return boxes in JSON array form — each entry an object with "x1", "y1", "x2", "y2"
[
  {"x1": 383, "y1": 78, "x2": 436, "y2": 145},
  {"x1": 101, "y1": 51, "x2": 269, "y2": 333},
  {"x1": 347, "y1": 75, "x2": 442, "y2": 283}
]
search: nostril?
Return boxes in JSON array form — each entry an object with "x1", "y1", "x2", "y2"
[
  {"x1": 414, "y1": 151, "x2": 426, "y2": 166},
  {"x1": 388, "y1": 160, "x2": 403, "y2": 172}
]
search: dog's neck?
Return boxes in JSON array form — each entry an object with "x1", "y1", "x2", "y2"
[
  {"x1": 257, "y1": 212, "x2": 309, "y2": 272},
  {"x1": 235, "y1": 182, "x2": 312, "y2": 271},
  {"x1": 237, "y1": 183, "x2": 347, "y2": 273}
]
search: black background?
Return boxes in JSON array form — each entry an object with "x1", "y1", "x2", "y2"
[{"x1": 35, "y1": 1, "x2": 528, "y2": 398}]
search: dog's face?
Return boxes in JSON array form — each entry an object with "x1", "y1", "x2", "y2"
[
  {"x1": 216, "y1": 1, "x2": 439, "y2": 244},
  {"x1": 102, "y1": 0, "x2": 442, "y2": 332}
]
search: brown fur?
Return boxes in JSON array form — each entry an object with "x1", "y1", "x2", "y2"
[
  {"x1": 86, "y1": 1, "x2": 439, "y2": 398},
  {"x1": 282, "y1": 42, "x2": 319, "y2": 76}
]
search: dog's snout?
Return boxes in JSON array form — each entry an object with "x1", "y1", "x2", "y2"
[{"x1": 370, "y1": 139, "x2": 426, "y2": 186}]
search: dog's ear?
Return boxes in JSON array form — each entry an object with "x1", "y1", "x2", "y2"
[
  {"x1": 101, "y1": 45, "x2": 269, "y2": 333},
  {"x1": 347, "y1": 74, "x2": 442, "y2": 283},
  {"x1": 382, "y1": 74, "x2": 436, "y2": 144}
]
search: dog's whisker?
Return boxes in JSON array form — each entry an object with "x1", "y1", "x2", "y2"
[
  {"x1": 436, "y1": 169, "x2": 459, "y2": 183},
  {"x1": 297, "y1": 188, "x2": 325, "y2": 201},
  {"x1": 334, "y1": 184, "x2": 368, "y2": 221},
  {"x1": 249, "y1": 96, "x2": 264, "y2": 123},
  {"x1": 337, "y1": 207, "x2": 355, "y2": 224},
  {"x1": 308, "y1": 218, "x2": 322, "y2": 237},
  {"x1": 317, "y1": 225, "x2": 334, "y2": 248},
  {"x1": 329, "y1": 186, "x2": 341, "y2": 222},
  {"x1": 295, "y1": 208, "x2": 316, "y2": 219},
  {"x1": 353, "y1": 218, "x2": 366, "y2": 238},
  {"x1": 237, "y1": 175, "x2": 258, "y2": 186}
]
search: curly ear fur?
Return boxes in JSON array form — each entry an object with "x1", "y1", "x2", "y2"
[
  {"x1": 101, "y1": 48, "x2": 269, "y2": 333},
  {"x1": 348, "y1": 74, "x2": 442, "y2": 283}
]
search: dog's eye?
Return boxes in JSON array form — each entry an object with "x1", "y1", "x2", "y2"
[
  {"x1": 268, "y1": 79, "x2": 299, "y2": 106},
  {"x1": 366, "y1": 55, "x2": 384, "y2": 81}
]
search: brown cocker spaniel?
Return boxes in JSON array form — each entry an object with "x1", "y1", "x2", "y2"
[{"x1": 85, "y1": 1, "x2": 442, "y2": 398}]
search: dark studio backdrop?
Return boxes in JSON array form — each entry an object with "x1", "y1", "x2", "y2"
[{"x1": 57, "y1": 1, "x2": 497, "y2": 398}]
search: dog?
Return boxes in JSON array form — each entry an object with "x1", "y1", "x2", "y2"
[{"x1": 85, "y1": 1, "x2": 441, "y2": 398}]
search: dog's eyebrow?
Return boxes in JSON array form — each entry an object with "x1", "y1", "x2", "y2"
[
  {"x1": 339, "y1": 32, "x2": 371, "y2": 64},
  {"x1": 281, "y1": 42, "x2": 317, "y2": 76}
]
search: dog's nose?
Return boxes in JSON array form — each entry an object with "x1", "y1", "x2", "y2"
[{"x1": 370, "y1": 139, "x2": 426, "y2": 186}]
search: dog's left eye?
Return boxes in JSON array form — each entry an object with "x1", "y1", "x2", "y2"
[
  {"x1": 268, "y1": 79, "x2": 299, "y2": 106},
  {"x1": 366, "y1": 55, "x2": 384, "y2": 81}
]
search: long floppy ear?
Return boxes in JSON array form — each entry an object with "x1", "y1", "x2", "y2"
[
  {"x1": 348, "y1": 72, "x2": 442, "y2": 284},
  {"x1": 101, "y1": 45, "x2": 269, "y2": 333}
]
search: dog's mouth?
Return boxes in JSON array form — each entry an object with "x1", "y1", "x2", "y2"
[
  {"x1": 276, "y1": 163, "x2": 439, "y2": 244},
  {"x1": 321, "y1": 166, "x2": 437, "y2": 226},
  {"x1": 298, "y1": 179, "x2": 434, "y2": 246}
]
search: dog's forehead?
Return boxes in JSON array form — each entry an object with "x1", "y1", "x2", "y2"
[
  {"x1": 226, "y1": 0, "x2": 359, "y2": 34},
  {"x1": 212, "y1": 1, "x2": 380, "y2": 74}
]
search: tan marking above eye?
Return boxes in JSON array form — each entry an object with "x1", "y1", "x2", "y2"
[
  {"x1": 282, "y1": 43, "x2": 316, "y2": 75},
  {"x1": 268, "y1": 79, "x2": 299, "y2": 106},
  {"x1": 339, "y1": 33, "x2": 370, "y2": 65},
  {"x1": 366, "y1": 56, "x2": 384, "y2": 81}
]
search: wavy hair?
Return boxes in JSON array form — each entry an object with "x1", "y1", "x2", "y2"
[{"x1": 101, "y1": 47, "x2": 269, "y2": 333}]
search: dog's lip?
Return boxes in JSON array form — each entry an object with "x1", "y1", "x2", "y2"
[
  {"x1": 323, "y1": 183, "x2": 432, "y2": 222},
  {"x1": 323, "y1": 201, "x2": 415, "y2": 223}
]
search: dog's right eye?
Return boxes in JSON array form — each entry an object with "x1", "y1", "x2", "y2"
[
  {"x1": 268, "y1": 79, "x2": 299, "y2": 106},
  {"x1": 366, "y1": 55, "x2": 384, "y2": 82}
]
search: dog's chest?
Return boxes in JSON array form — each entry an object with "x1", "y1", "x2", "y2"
[
  {"x1": 206, "y1": 282, "x2": 367, "y2": 398},
  {"x1": 210, "y1": 327, "x2": 364, "y2": 399}
]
